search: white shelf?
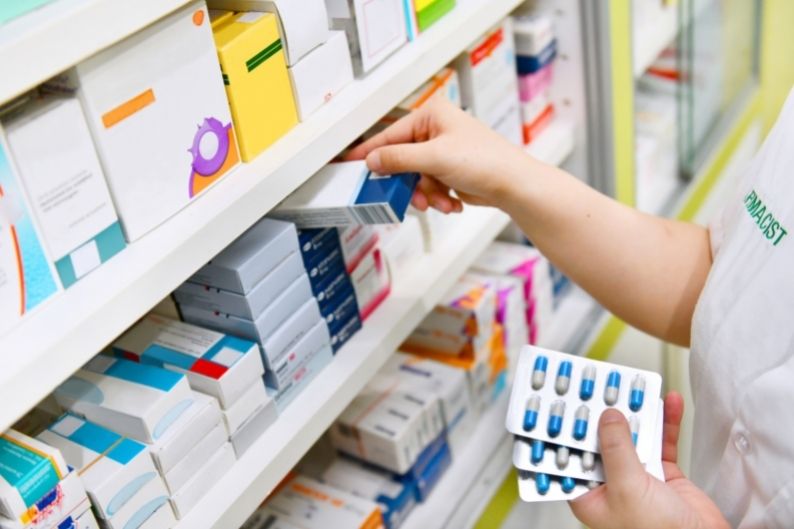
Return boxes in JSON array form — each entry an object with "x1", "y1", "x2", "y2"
[
  {"x1": 0, "y1": 0, "x2": 523, "y2": 434},
  {"x1": 177, "y1": 205, "x2": 512, "y2": 529},
  {"x1": 0, "y1": 0, "x2": 192, "y2": 104}
]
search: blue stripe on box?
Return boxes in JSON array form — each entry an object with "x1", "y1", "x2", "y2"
[
  {"x1": 140, "y1": 344, "x2": 196, "y2": 370},
  {"x1": 104, "y1": 357, "x2": 183, "y2": 392},
  {"x1": 61, "y1": 417, "x2": 145, "y2": 464},
  {"x1": 354, "y1": 171, "x2": 420, "y2": 222},
  {"x1": 54, "y1": 222, "x2": 126, "y2": 288},
  {"x1": 204, "y1": 335, "x2": 255, "y2": 363},
  {"x1": 516, "y1": 39, "x2": 557, "y2": 75},
  {"x1": 108, "y1": 439, "x2": 147, "y2": 465}
]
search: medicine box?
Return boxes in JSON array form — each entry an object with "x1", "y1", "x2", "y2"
[
  {"x1": 350, "y1": 245, "x2": 390, "y2": 321},
  {"x1": 338, "y1": 225, "x2": 378, "y2": 273},
  {"x1": 0, "y1": 1, "x2": 53, "y2": 25},
  {"x1": 0, "y1": 430, "x2": 69, "y2": 525},
  {"x1": 209, "y1": 0, "x2": 330, "y2": 66},
  {"x1": 146, "y1": 392, "x2": 222, "y2": 476},
  {"x1": 3, "y1": 95, "x2": 125, "y2": 288},
  {"x1": 99, "y1": 475, "x2": 171, "y2": 529},
  {"x1": 265, "y1": 475, "x2": 384, "y2": 529},
  {"x1": 288, "y1": 31, "x2": 354, "y2": 121},
  {"x1": 325, "y1": 293, "x2": 362, "y2": 353},
  {"x1": 466, "y1": 272, "x2": 527, "y2": 364},
  {"x1": 326, "y1": 0, "x2": 407, "y2": 76},
  {"x1": 174, "y1": 251, "x2": 305, "y2": 320},
  {"x1": 37, "y1": 415, "x2": 161, "y2": 523},
  {"x1": 113, "y1": 315, "x2": 263, "y2": 409},
  {"x1": 0, "y1": 470, "x2": 87, "y2": 529},
  {"x1": 297, "y1": 228, "x2": 342, "y2": 268},
  {"x1": 415, "y1": 0, "x2": 455, "y2": 31},
  {"x1": 191, "y1": 218, "x2": 299, "y2": 295},
  {"x1": 75, "y1": 508, "x2": 100, "y2": 529},
  {"x1": 513, "y1": 15, "x2": 554, "y2": 57},
  {"x1": 0, "y1": 132, "x2": 58, "y2": 335},
  {"x1": 209, "y1": 9, "x2": 234, "y2": 26},
  {"x1": 522, "y1": 102, "x2": 554, "y2": 146},
  {"x1": 62, "y1": 1, "x2": 239, "y2": 241},
  {"x1": 221, "y1": 380, "x2": 270, "y2": 436},
  {"x1": 53, "y1": 356, "x2": 193, "y2": 444},
  {"x1": 242, "y1": 508, "x2": 303, "y2": 529},
  {"x1": 133, "y1": 503, "x2": 176, "y2": 529},
  {"x1": 272, "y1": 161, "x2": 419, "y2": 228},
  {"x1": 212, "y1": 11, "x2": 298, "y2": 162},
  {"x1": 320, "y1": 458, "x2": 417, "y2": 529},
  {"x1": 261, "y1": 297, "x2": 324, "y2": 369},
  {"x1": 518, "y1": 62, "x2": 553, "y2": 102},
  {"x1": 266, "y1": 319, "x2": 331, "y2": 390},
  {"x1": 375, "y1": 214, "x2": 424, "y2": 275},
  {"x1": 229, "y1": 398, "x2": 278, "y2": 456},
  {"x1": 399, "y1": 432, "x2": 450, "y2": 501},
  {"x1": 312, "y1": 264, "x2": 357, "y2": 316},
  {"x1": 269, "y1": 343, "x2": 333, "y2": 412},
  {"x1": 516, "y1": 39, "x2": 557, "y2": 76},
  {"x1": 170, "y1": 442, "x2": 234, "y2": 519},
  {"x1": 179, "y1": 273, "x2": 314, "y2": 351},
  {"x1": 163, "y1": 420, "x2": 226, "y2": 495}
]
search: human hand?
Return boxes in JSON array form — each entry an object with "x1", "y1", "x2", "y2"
[
  {"x1": 570, "y1": 392, "x2": 729, "y2": 529},
  {"x1": 345, "y1": 97, "x2": 535, "y2": 213}
]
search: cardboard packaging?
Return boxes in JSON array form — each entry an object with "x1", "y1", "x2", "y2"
[
  {"x1": 221, "y1": 381, "x2": 270, "y2": 436},
  {"x1": 0, "y1": 1, "x2": 53, "y2": 25},
  {"x1": 162, "y1": 420, "x2": 226, "y2": 494},
  {"x1": 513, "y1": 15, "x2": 554, "y2": 57},
  {"x1": 265, "y1": 475, "x2": 384, "y2": 529},
  {"x1": 173, "y1": 251, "x2": 305, "y2": 320},
  {"x1": 402, "y1": 0, "x2": 455, "y2": 40},
  {"x1": 515, "y1": 39, "x2": 557, "y2": 76},
  {"x1": 338, "y1": 225, "x2": 378, "y2": 273},
  {"x1": 260, "y1": 297, "x2": 324, "y2": 369},
  {"x1": 375, "y1": 214, "x2": 424, "y2": 276},
  {"x1": 229, "y1": 398, "x2": 278, "y2": 456},
  {"x1": 0, "y1": 430, "x2": 69, "y2": 525},
  {"x1": 0, "y1": 133, "x2": 58, "y2": 334},
  {"x1": 59, "y1": 2, "x2": 238, "y2": 241},
  {"x1": 0, "y1": 471, "x2": 87, "y2": 529},
  {"x1": 350, "y1": 245, "x2": 390, "y2": 321},
  {"x1": 322, "y1": 290, "x2": 361, "y2": 353},
  {"x1": 130, "y1": 503, "x2": 176, "y2": 529},
  {"x1": 212, "y1": 11, "x2": 298, "y2": 161},
  {"x1": 400, "y1": 433, "x2": 450, "y2": 501},
  {"x1": 465, "y1": 272, "x2": 527, "y2": 365},
  {"x1": 242, "y1": 508, "x2": 303, "y2": 529},
  {"x1": 518, "y1": 61, "x2": 553, "y2": 102},
  {"x1": 288, "y1": 31, "x2": 354, "y2": 121},
  {"x1": 3, "y1": 96, "x2": 125, "y2": 288},
  {"x1": 190, "y1": 218, "x2": 299, "y2": 295},
  {"x1": 113, "y1": 315, "x2": 263, "y2": 409},
  {"x1": 94, "y1": 476, "x2": 172, "y2": 529},
  {"x1": 169, "y1": 442, "x2": 234, "y2": 518},
  {"x1": 272, "y1": 161, "x2": 419, "y2": 228},
  {"x1": 208, "y1": 9, "x2": 234, "y2": 26},
  {"x1": 269, "y1": 344, "x2": 333, "y2": 411},
  {"x1": 37, "y1": 415, "x2": 166, "y2": 525},
  {"x1": 265, "y1": 319, "x2": 331, "y2": 391},
  {"x1": 53, "y1": 356, "x2": 193, "y2": 444},
  {"x1": 326, "y1": 0, "x2": 407, "y2": 76},
  {"x1": 208, "y1": 0, "x2": 330, "y2": 66}
]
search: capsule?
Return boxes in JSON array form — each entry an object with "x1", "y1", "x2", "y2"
[
  {"x1": 555, "y1": 361, "x2": 572, "y2": 395},
  {"x1": 547, "y1": 400, "x2": 566, "y2": 438},
  {"x1": 523, "y1": 395, "x2": 541, "y2": 432},
  {"x1": 535, "y1": 473, "x2": 551, "y2": 495},
  {"x1": 604, "y1": 370, "x2": 621, "y2": 406},
  {"x1": 629, "y1": 375, "x2": 646, "y2": 411},
  {"x1": 531, "y1": 439, "x2": 546, "y2": 464},
  {"x1": 587, "y1": 480, "x2": 600, "y2": 490},
  {"x1": 561, "y1": 476, "x2": 577, "y2": 493},
  {"x1": 581, "y1": 451, "x2": 595, "y2": 471},
  {"x1": 531, "y1": 356, "x2": 548, "y2": 390},
  {"x1": 555, "y1": 446, "x2": 570, "y2": 469},
  {"x1": 579, "y1": 365, "x2": 596, "y2": 400},
  {"x1": 630, "y1": 416, "x2": 640, "y2": 446},
  {"x1": 573, "y1": 404, "x2": 590, "y2": 441}
]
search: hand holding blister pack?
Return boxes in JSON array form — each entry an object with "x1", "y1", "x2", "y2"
[{"x1": 506, "y1": 346, "x2": 665, "y2": 501}]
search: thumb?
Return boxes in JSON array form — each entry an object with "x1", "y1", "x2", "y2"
[
  {"x1": 598, "y1": 409, "x2": 645, "y2": 487},
  {"x1": 366, "y1": 142, "x2": 437, "y2": 175}
]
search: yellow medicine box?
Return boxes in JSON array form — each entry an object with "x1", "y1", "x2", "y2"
[{"x1": 213, "y1": 12, "x2": 298, "y2": 162}]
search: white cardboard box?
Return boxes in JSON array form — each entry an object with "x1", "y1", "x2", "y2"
[
  {"x1": 61, "y1": 1, "x2": 238, "y2": 241},
  {"x1": 269, "y1": 343, "x2": 333, "y2": 412},
  {"x1": 338, "y1": 225, "x2": 378, "y2": 273},
  {"x1": 288, "y1": 31, "x2": 353, "y2": 121},
  {"x1": 229, "y1": 398, "x2": 278, "y2": 456},
  {"x1": 3, "y1": 96, "x2": 125, "y2": 288},
  {"x1": 170, "y1": 442, "x2": 235, "y2": 518},
  {"x1": 221, "y1": 381, "x2": 269, "y2": 436},
  {"x1": 375, "y1": 215, "x2": 424, "y2": 276},
  {"x1": 261, "y1": 297, "x2": 324, "y2": 368},
  {"x1": 163, "y1": 420, "x2": 226, "y2": 494},
  {"x1": 54, "y1": 356, "x2": 194, "y2": 444},
  {"x1": 266, "y1": 319, "x2": 331, "y2": 391},
  {"x1": 113, "y1": 315, "x2": 263, "y2": 409},
  {"x1": 350, "y1": 244, "x2": 390, "y2": 321},
  {"x1": 0, "y1": 474, "x2": 88, "y2": 529},
  {"x1": 98, "y1": 476, "x2": 171, "y2": 529}
]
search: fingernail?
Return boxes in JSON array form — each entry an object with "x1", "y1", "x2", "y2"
[
  {"x1": 366, "y1": 151, "x2": 382, "y2": 172},
  {"x1": 601, "y1": 409, "x2": 624, "y2": 424}
]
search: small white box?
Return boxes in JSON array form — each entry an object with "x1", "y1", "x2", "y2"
[
  {"x1": 208, "y1": 0, "x2": 330, "y2": 66},
  {"x1": 288, "y1": 31, "x2": 353, "y2": 121},
  {"x1": 513, "y1": 14, "x2": 554, "y2": 56},
  {"x1": 98, "y1": 476, "x2": 171, "y2": 529},
  {"x1": 0, "y1": 471, "x2": 85, "y2": 529},
  {"x1": 375, "y1": 214, "x2": 424, "y2": 275},
  {"x1": 221, "y1": 381, "x2": 269, "y2": 436},
  {"x1": 3, "y1": 95, "x2": 125, "y2": 288},
  {"x1": 261, "y1": 297, "x2": 323, "y2": 368},
  {"x1": 242, "y1": 508, "x2": 303, "y2": 529},
  {"x1": 37, "y1": 415, "x2": 161, "y2": 523},
  {"x1": 58, "y1": 1, "x2": 238, "y2": 241},
  {"x1": 147, "y1": 392, "x2": 222, "y2": 476},
  {"x1": 338, "y1": 225, "x2": 378, "y2": 273},
  {"x1": 271, "y1": 161, "x2": 418, "y2": 228},
  {"x1": 229, "y1": 398, "x2": 279, "y2": 457},
  {"x1": 53, "y1": 356, "x2": 193, "y2": 444},
  {"x1": 266, "y1": 320, "x2": 331, "y2": 391},
  {"x1": 163, "y1": 420, "x2": 226, "y2": 494},
  {"x1": 75, "y1": 508, "x2": 100, "y2": 529},
  {"x1": 113, "y1": 314, "x2": 264, "y2": 409},
  {"x1": 350, "y1": 244, "x2": 390, "y2": 321},
  {"x1": 326, "y1": 0, "x2": 408, "y2": 76},
  {"x1": 269, "y1": 344, "x2": 333, "y2": 412},
  {"x1": 170, "y1": 442, "x2": 235, "y2": 519}
]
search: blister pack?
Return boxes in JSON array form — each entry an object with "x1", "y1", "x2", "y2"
[
  {"x1": 506, "y1": 346, "x2": 662, "y2": 462},
  {"x1": 517, "y1": 469, "x2": 594, "y2": 502}
]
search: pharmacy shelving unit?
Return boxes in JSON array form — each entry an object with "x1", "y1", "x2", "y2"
[{"x1": 0, "y1": 0, "x2": 527, "y2": 435}]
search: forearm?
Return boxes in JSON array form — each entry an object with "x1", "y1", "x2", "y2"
[{"x1": 498, "y1": 156, "x2": 712, "y2": 347}]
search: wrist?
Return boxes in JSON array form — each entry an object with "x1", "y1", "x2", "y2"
[{"x1": 491, "y1": 148, "x2": 552, "y2": 216}]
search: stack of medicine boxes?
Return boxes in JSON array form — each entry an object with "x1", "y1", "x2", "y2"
[
  {"x1": 210, "y1": 0, "x2": 354, "y2": 122},
  {"x1": 513, "y1": 14, "x2": 557, "y2": 145},
  {"x1": 402, "y1": 0, "x2": 456, "y2": 41},
  {"x1": 177, "y1": 218, "x2": 333, "y2": 410},
  {"x1": 0, "y1": 429, "x2": 100, "y2": 529}
]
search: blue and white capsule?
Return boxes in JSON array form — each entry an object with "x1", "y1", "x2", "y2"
[
  {"x1": 604, "y1": 370, "x2": 621, "y2": 406},
  {"x1": 573, "y1": 404, "x2": 590, "y2": 441},
  {"x1": 579, "y1": 365, "x2": 596, "y2": 401},
  {"x1": 523, "y1": 395, "x2": 541, "y2": 432},
  {"x1": 561, "y1": 476, "x2": 577, "y2": 493},
  {"x1": 555, "y1": 360, "x2": 573, "y2": 395},
  {"x1": 555, "y1": 446, "x2": 570, "y2": 469},
  {"x1": 531, "y1": 355, "x2": 548, "y2": 390},
  {"x1": 630, "y1": 416, "x2": 640, "y2": 446},
  {"x1": 547, "y1": 400, "x2": 566, "y2": 438},
  {"x1": 581, "y1": 451, "x2": 595, "y2": 472},
  {"x1": 629, "y1": 375, "x2": 646, "y2": 411},
  {"x1": 535, "y1": 473, "x2": 551, "y2": 495},
  {"x1": 531, "y1": 439, "x2": 546, "y2": 464}
]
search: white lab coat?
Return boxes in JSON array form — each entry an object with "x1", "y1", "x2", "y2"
[{"x1": 690, "y1": 88, "x2": 794, "y2": 528}]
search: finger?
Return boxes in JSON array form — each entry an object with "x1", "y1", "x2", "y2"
[
  {"x1": 428, "y1": 191, "x2": 453, "y2": 213},
  {"x1": 598, "y1": 409, "x2": 645, "y2": 487},
  {"x1": 366, "y1": 142, "x2": 438, "y2": 175},
  {"x1": 346, "y1": 110, "x2": 424, "y2": 161},
  {"x1": 412, "y1": 190, "x2": 429, "y2": 211},
  {"x1": 569, "y1": 484, "x2": 609, "y2": 528},
  {"x1": 662, "y1": 391, "x2": 685, "y2": 465}
]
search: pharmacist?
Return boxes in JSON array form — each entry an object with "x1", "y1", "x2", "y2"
[{"x1": 348, "y1": 88, "x2": 794, "y2": 528}]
